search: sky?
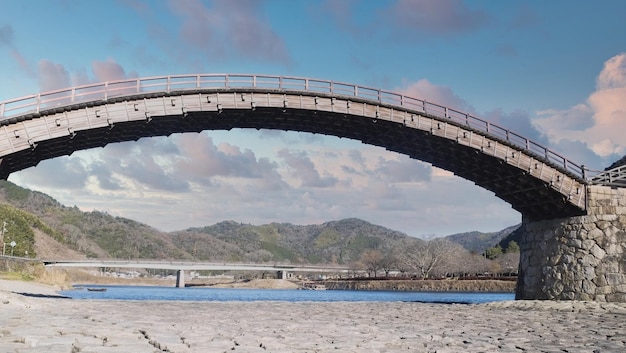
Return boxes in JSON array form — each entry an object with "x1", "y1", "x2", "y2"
[{"x1": 1, "y1": 0, "x2": 626, "y2": 238}]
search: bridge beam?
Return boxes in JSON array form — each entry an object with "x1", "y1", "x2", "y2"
[
  {"x1": 176, "y1": 270, "x2": 185, "y2": 288},
  {"x1": 516, "y1": 185, "x2": 626, "y2": 302}
]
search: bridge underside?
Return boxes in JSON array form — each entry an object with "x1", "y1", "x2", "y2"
[{"x1": 0, "y1": 107, "x2": 585, "y2": 221}]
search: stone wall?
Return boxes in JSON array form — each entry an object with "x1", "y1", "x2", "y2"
[{"x1": 516, "y1": 185, "x2": 626, "y2": 302}]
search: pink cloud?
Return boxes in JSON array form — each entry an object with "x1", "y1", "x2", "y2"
[
  {"x1": 397, "y1": 79, "x2": 472, "y2": 111},
  {"x1": 34, "y1": 58, "x2": 138, "y2": 99},
  {"x1": 92, "y1": 58, "x2": 136, "y2": 82},
  {"x1": 38, "y1": 60, "x2": 71, "y2": 92},
  {"x1": 534, "y1": 53, "x2": 626, "y2": 159},
  {"x1": 596, "y1": 54, "x2": 626, "y2": 90}
]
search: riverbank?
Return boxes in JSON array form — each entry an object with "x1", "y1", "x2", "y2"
[
  {"x1": 323, "y1": 278, "x2": 515, "y2": 292},
  {"x1": 72, "y1": 275, "x2": 516, "y2": 292},
  {"x1": 1, "y1": 278, "x2": 625, "y2": 352}
]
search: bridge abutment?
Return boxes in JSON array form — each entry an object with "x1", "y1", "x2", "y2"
[{"x1": 517, "y1": 185, "x2": 626, "y2": 302}]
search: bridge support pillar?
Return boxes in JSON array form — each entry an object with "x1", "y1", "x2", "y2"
[
  {"x1": 516, "y1": 185, "x2": 626, "y2": 302},
  {"x1": 277, "y1": 270, "x2": 291, "y2": 280},
  {"x1": 176, "y1": 270, "x2": 185, "y2": 288}
]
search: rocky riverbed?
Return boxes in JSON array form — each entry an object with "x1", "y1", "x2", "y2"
[{"x1": 1, "y1": 279, "x2": 625, "y2": 352}]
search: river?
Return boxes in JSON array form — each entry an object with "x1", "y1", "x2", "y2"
[{"x1": 60, "y1": 285, "x2": 514, "y2": 304}]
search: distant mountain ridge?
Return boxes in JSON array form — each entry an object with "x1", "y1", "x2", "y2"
[
  {"x1": 172, "y1": 218, "x2": 418, "y2": 264},
  {"x1": 0, "y1": 180, "x2": 517, "y2": 262},
  {"x1": 444, "y1": 224, "x2": 520, "y2": 253}
]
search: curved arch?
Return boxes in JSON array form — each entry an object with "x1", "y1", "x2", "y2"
[{"x1": 0, "y1": 74, "x2": 587, "y2": 220}]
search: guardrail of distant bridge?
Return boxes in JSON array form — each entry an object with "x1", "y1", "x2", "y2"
[{"x1": 0, "y1": 74, "x2": 587, "y2": 181}]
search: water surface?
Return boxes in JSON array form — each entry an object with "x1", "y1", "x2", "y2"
[{"x1": 61, "y1": 285, "x2": 514, "y2": 304}]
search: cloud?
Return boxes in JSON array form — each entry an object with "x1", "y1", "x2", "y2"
[
  {"x1": 597, "y1": 54, "x2": 626, "y2": 89},
  {"x1": 174, "y1": 134, "x2": 281, "y2": 185},
  {"x1": 396, "y1": 76, "x2": 602, "y2": 170},
  {"x1": 18, "y1": 156, "x2": 88, "y2": 189},
  {"x1": 533, "y1": 53, "x2": 626, "y2": 162},
  {"x1": 398, "y1": 79, "x2": 473, "y2": 112},
  {"x1": 38, "y1": 60, "x2": 71, "y2": 92},
  {"x1": 92, "y1": 58, "x2": 137, "y2": 82},
  {"x1": 88, "y1": 161, "x2": 123, "y2": 191},
  {"x1": 35, "y1": 58, "x2": 138, "y2": 95},
  {"x1": 11, "y1": 129, "x2": 519, "y2": 236},
  {"x1": 483, "y1": 109, "x2": 548, "y2": 145},
  {"x1": 312, "y1": 0, "x2": 489, "y2": 42},
  {"x1": 102, "y1": 139, "x2": 190, "y2": 193},
  {"x1": 14, "y1": 132, "x2": 287, "y2": 194},
  {"x1": 374, "y1": 157, "x2": 431, "y2": 183},
  {"x1": 384, "y1": 0, "x2": 490, "y2": 36},
  {"x1": 277, "y1": 148, "x2": 338, "y2": 188},
  {"x1": 167, "y1": 0, "x2": 290, "y2": 64}
]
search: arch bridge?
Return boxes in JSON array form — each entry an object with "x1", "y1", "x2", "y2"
[
  {"x1": 2, "y1": 74, "x2": 626, "y2": 302},
  {"x1": 0, "y1": 74, "x2": 602, "y2": 220}
]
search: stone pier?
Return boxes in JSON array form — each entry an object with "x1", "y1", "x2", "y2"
[
  {"x1": 517, "y1": 185, "x2": 626, "y2": 302},
  {"x1": 176, "y1": 270, "x2": 185, "y2": 288}
]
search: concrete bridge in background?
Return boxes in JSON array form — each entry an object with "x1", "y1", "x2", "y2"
[
  {"x1": 44, "y1": 259, "x2": 352, "y2": 288},
  {"x1": 1, "y1": 74, "x2": 625, "y2": 301}
]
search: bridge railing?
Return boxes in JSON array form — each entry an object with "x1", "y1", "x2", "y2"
[
  {"x1": 590, "y1": 165, "x2": 626, "y2": 186},
  {"x1": 0, "y1": 73, "x2": 586, "y2": 181}
]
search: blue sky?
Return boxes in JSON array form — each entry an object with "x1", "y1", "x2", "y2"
[{"x1": 1, "y1": 0, "x2": 625, "y2": 237}]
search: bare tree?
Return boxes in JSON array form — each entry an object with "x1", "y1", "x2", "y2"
[
  {"x1": 379, "y1": 249, "x2": 399, "y2": 277},
  {"x1": 359, "y1": 250, "x2": 384, "y2": 277},
  {"x1": 430, "y1": 242, "x2": 467, "y2": 278},
  {"x1": 443, "y1": 251, "x2": 494, "y2": 277},
  {"x1": 495, "y1": 252, "x2": 520, "y2": 275},
  {"x1": 401, "y1": 239, "x2": 459, "y2": 279}
]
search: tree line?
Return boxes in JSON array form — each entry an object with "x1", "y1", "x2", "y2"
[{"x1": 358, "y1": 238, "x2": 520, "y2": 279}]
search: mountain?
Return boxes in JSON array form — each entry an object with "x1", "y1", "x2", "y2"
[
  {"x1": 0, "y1": 181, "x2": 424, "y2": 263},
  {"x1": 169, "y1": 218, "x2": 421, "y2": 264},
  {"x1": 444, "y1": 224, "x2": 520, "y2": 253},
  {"x1": 0, "y1": 180, "x2": 518, "y2": 263},
  {"x1": 0, "y1": 180, "x2": 190, "y2": 260}
]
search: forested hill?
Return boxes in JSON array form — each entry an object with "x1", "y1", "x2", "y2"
[
  {"x1": 170, "y1": 218, "x2": 419, "y2": 264},
  {"x1": 0, "y1": 180, "x2": 515, "y2": 263},
  {"x1": 444, "y1": 224, "x2": 520, "y2": 253}
]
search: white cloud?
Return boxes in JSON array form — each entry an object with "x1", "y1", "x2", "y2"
[{"x1": 533, "y1": 53, "x2": 626, "y2": 162}]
